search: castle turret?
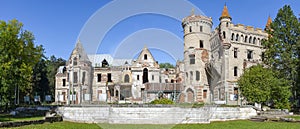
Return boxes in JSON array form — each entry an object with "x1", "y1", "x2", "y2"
[{"x1": 181, "y1": 9, "x2": 212, "y2": 103}]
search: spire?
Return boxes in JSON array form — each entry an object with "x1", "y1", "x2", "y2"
[
  {"x1": 219, "y1": 4, "x2": 231, "y2": 20},
  {"x1": 265, "y1": 15, "x2": 272, "y2": 29},
  {"x1": 191, "y1": 8, "x2": 195, "y2": 16},
  {"x1": 71, "y1": 40, "x2": 90, "y2": 62}
]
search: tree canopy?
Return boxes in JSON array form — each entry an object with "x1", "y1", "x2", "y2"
[
  {"x1": 159, "y1": 63, "x2": 174, "y2": 68},
  {"x1": 238, "y1": 65, "x2": 291, "y2": 109},
  {"x1": 0, "y1": 19, "x2": 43, "y2": 105},
  {"x1": 262, "y1": 5, "x2": 300, "y2": 100}
]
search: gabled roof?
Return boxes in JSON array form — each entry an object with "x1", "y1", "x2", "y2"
[{"x1": 136, "y1": 46, "x2": 156, "y2": 62}]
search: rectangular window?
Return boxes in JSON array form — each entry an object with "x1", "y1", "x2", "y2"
[
  {"x1": 234, "y1": 48, "x2": 238, "y2": 58},
  {"x1": 97, "y1": 74, "x2": 101, "y2": 82},
  {"x1": 62, "y1": 79, "x2": 66, "y2": 86},
  {"x1": 73, "y1": 72, "x2": 78, "y2": 83},
  {"x1": 234, "y1": 66, "x2": 238, "y2": 76},
  {"x1": 203, "y1": 90, "x2": 207, "y2": 99},
  {"x1": 107, "y1": 73, "x2": 112, "y2": 82},
  {"x1": 189, "y1": 26, "x2": 192, "y2": 32},
  {"x1": 261, "y1": 52, "x2": 265, "y2": 61},
  {"x1": 67, "y1": 73, "x2": 69, "y2": 82},
  {"x1": 200, "y1": 26, "x2": 203, "y2": 32},
  {"x1": 82, "y1": 72, "x2": 86, "y2": 84},
  {"x1": 189, "y1": 55, "x2": 195, "y2": 64},
  {"x1": 137, "y1": 75, "x2": 139, "y2": 80},
  {"x1": 152, "y1": 75, "x2": 154, "y2": 81},
  {"x1": 200, "y1": 40, "x2": 204, "y2": 48},
  {"x1": 247, "y1": 50, "x2": 253, "y2": 60}
]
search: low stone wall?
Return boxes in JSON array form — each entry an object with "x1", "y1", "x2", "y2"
[{"x1": 57, "y1": 106, "x2": 256, "y2": 124}]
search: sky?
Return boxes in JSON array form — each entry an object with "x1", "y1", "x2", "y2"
[{"x1": 0, "y1": 0, "x2": 299, "y2": 65}]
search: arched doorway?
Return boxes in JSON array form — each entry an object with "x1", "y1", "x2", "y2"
[
  {"x1": 143, "y1": 68, "x2": 148, "y2": 83},
  {"x1": 186, "y1": 88, "x2": 194, "y2": 103}
]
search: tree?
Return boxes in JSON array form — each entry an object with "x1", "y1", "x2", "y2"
[
  {"x1": 0, "y1": 19, "x2": 43, "y2": 107},
  {"x1": 262, "y1": 5, "x2": 300, "y2": 100},
  {"x1": 46, "y1": 55, "x2": 66, "y2": 100},
  {"x1": 159, "y1": 63, "x2": 174, "y2": 68},
  {"x1": 238, "y1": 65, "x2": 291, "y2": 109},
  {"x1": 32, "y1": 56, "x2": 49, "y2": 103}
]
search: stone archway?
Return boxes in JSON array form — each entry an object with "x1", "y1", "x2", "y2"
[{"x1": 186, "y1": 88, "x2": 194, "y2": 103}]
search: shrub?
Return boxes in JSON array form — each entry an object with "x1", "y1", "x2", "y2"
[{"x1": 150, "y1": 98, "x2": 174, "y2": 104}]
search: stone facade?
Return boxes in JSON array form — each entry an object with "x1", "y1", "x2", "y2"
[
  {"x1": 55, "y1": 5, "x2": 268, "y2": 105},
  {"x1": 180, "y1": 5, "x2": 268, "y2": 104}
]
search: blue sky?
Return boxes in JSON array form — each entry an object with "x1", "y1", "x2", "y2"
[{"x1": 1, "y1": 0, "x2": 299, "y2": 65}]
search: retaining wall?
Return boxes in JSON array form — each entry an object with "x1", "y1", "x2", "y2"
[{"x1": 57, "y1": 106, "x2": 256, "y2": 124}]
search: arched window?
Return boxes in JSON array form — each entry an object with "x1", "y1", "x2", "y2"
[
  {"x1": 249, "y1": 36, "x2": 252, "y2": 43},
  {"x1": 223, "y1": 31, "x2": 226, "y2": 39},
  {"x1": 189, "y1": 26, "x2": 192, "y2": 32},
  {"x1": 231, "y1": 33, "x2": 234, "y2": 41},
  {"x1": 73, "y1": 57, "x2": 77, "y2": 66},
  {"x1": 257, "y1": 38, "x2": 260, "y2": 45},
  {"x1": 244, "y1": 36, "x2": 248, "y2": 42},
  {"x1": 196, "y1": 71, "x2": 200, "y2": 81},
  {"x1": 236, "y1": 34, "x2": 239, "y2": 41},
  {"x1": 241, "y1": 35, "x2": 244, "y2": 42},
  {"x1": 124, "y1": 74, "x2": 130, "y2": 83},
  {"x1": 144, "y1": 54, "x2": 147, "y2": 60},
  {"x1": 253, "y1": 37, "x2": 256, "y2": 44}
]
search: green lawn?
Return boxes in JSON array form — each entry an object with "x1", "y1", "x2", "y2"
[
  {"x1": 0, "y1": 114, "x2": 44, "y2": 122},
  {"x1": 6, "y1": 120, "x2": 300, "y2": 129}
]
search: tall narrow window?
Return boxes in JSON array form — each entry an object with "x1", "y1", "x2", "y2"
[
  {"x1": 189, "y1": 55, "x2": 195, "y2": 64},
  {"x1": 234, "y1": 66, "x2": 238, "y2": 77},
  {"x1": 203, "y1": 90, "x2": 207, "y2": 99},
  {"x1": 236, "y1": 34, "x2": 239, "y2": 41},
  {"x1": 62, "y1": 79, "x2": 66, "y2": 86},
  {"x1": 249, "y1": 36, "x2": 252, "y2": 43},
  {"x1": 196, "y1": 71, "x2": 200, "y2": 81},
  {"x1": 189, "y1": 26, "x2": 192, "y2": 32},
  {"x1": 261, "y1": 52, "x2": 265, "y2": 61},
  {"x1": 73, "y1": 72, "x2": 78, "y2": 83},
  {"x1": 247, "y1": 50, "x2": 253, "y2": 60},
  {"x1": 144, "y1": 54, "x2": 147, "y2": 60},
  {"x1": 190, "y1": 71, "x2": 193, "y2": 81},
  {"x1": 200, "y1": 26, "x2": 203, "y2": 32},
  {"x1": 124, "y1": 74, "x2": 129, "y2": 83},
  {"x1": 137, "y1": 75, "x2": 139, "y2": 80},
  {"x1": 97, "y1": 74, "x2": 101, "y2": 82},
  {"x1": 82, "y1": 72, "x2": 86, "y2": 84},
  {"x1": 234, "y1": 48, "x2": 238, "y2": 58},
  {"x1": 152, "y1": 75, "x2": 154, "y2": 81},
  {"x1": 199, "y1": 40, "x2": 204, "y2": 48},
  {"x1": 223, "y1": 31, "x2": 226, "y2": 39},
  {"x1": 253, "y1": 37, "x2": 256, "y2": 44},
  {"x1": 231, "y1": 33, "x2": 234, "y2": 41},
  {"x1": 107, "y1": 73, "x2": 112, "y2": 82},
  {"x1": 245, "y1": 36, "x2": 248, "y2": 42},
  {"x1": 73, "y1": 57, "x2": 77, "y2": 66}
]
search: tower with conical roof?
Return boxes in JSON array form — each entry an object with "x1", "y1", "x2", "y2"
[
  {"x1": 66, "y1": 40, "x2": 93, "y2": 104},
  {"x1": 181, "y1": 9, "x2": 212, "y2": 103}
]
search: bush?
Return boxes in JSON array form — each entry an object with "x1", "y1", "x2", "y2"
[{"x1": 150, "y1": 98, "x2": 174, "y2": 104}]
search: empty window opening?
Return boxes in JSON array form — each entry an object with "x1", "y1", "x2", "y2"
[
  {"x1": 189, "y1": 55, "x2": 195, "y2": 64},
  {"x1": 107, "y1": 73, "x2": 112, "y2": 82},
  {"x1": 247, "y1": 50, "x2": 253, "y2": 60},
  {"x1": 234, "y1": 48, "x2": 238, "y2": 58},
  {"x1": 97, "y1": 74, "x2": 101, "y2": 82},
  {"x1": 200, "y1": 40, "x2": 204, "y2": 48},
  {"x1": 234, "y1": 66, "x2": 238, "y2": 76}
]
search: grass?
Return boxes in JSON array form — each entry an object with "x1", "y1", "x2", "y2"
[
  {"x1": 6, "y1": 120, "x2": 300, "y2": 129},
  {"x1": 0, "y1": 114, "x2": 44, "y2": 122}
]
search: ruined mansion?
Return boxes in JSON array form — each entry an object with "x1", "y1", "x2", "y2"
[{"x1": 55, "y1": 5, "x2": 269, "y2": 105}]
